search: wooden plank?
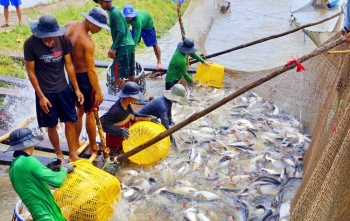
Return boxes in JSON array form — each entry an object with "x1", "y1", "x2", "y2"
[{"x1": 35, "y1": 138, "x2": 91, "y2": 158}]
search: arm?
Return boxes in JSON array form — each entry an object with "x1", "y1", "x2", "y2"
[
  {"x1": 84, "y1": 41, "x2": 103, "y2": 107},
  {"x1": 100, "y1": 104, "x2": 124, "y2": 136},
  {"x1": 64, "y1": 53, "x2": 84, "y2": 106},
  {"x1": 32, "y1": 159, "x2": 68, "y2": 188},
  {"x1": 132, "y1": 17, "x2": 142, "y2": 44},
  {"x1": 26, "y1": 61, "x2": 52, "y2": 114}
]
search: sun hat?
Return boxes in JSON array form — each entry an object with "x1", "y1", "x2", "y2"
[
  {"x1": 117, "y1": 81, "x2": 143, "y2": 100},
  {"x1": 31, "y1": 15, "x2": 66, "y2": 38},
  {"x1": 177, "y1": 38, "x2": 199, "y2": 54},
  {"x1": 163, "y1": 84, "x2": 189, "y2": 105},
  {"x1": 93, "y1": 0, "x2": 113, "y2": 3},
  {"x1": 123, "y1": 5, "x2": 138, "y2": 18},
  {"x1": 81, "y1": 7, "x2": 110, "y2": 31},
  {"x1": 5, "y1": 128, "x2": 44, "y2": 152}
]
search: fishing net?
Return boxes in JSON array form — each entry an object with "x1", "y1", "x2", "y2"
[{"x1": 219, "y1": 32, "x2": 350, "y2": 220}]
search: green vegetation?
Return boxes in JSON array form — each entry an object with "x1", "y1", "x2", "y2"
[{"x1": 0, "y1": 0, "x2": 189, "y2": 78}]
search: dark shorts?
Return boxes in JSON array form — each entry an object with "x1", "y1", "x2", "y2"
[
  {"x1": 132, "y1": 28, "x2": 158, "y2": 47},
  {"x1": 165, "y1": 80, "x2": 179, "y2": 90},
  {"x1": 36, "y1": 85, "x2": 77, "y2": 128},
  {"x1": 76, "y1": 73, "x2": 96, "y2": 113},
  {"x1": 0, "y1": 0, "x2": 21, "y2": 6},
  {"x1": 111, "y1": 45, "x2": 135, "y2": 79}
]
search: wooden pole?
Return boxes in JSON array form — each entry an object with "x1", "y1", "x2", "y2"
[
  {"x1": 115, "y1": 37, "x2": 345, "y2": 163},
  {"x1": 93, "y1": 108, "x2": 110, "y2": 161},
  {"x1": 0, "y1": 116, "x2": 36, "y2": 143},
  {"x1": 177, "y1": 0, "x2": 186, "y2": 40},
  {"x1": 189, "y1": 11, "x2": 341, "y2": 64},
  {"x1": 327, "y1": 50, "x2": 350, "y2": 54},
  {"x1": 76, "y1": 140, "x2": 89, "y2": 155}
]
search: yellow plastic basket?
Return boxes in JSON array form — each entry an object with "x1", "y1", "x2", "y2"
[
  {"x1": 123, "y1": 121, "x2": 171, "y2": 165},
  {"x1": 53, "y1": 160, "x2": 120, "y2": 221},
  {"x1": 193, "y1": 62, "x2": 225, "y2": 88}
]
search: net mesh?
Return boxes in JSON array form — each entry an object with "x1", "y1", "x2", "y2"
[{"x1": 218, "y1": 32, "x2": 350, "y2": 220}]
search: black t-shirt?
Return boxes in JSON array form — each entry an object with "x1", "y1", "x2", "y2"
[{"x1": 24, "y1": 35, "x2": 72, "y2": 93}]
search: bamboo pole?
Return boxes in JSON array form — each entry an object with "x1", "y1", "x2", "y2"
[
  {"x1": 327, "y1": 50, "x2": 350, "y2": 54},
  {"x1": 189, "y1": 11, "x2": 341, "y2": 64},
  {"x1": 93, "y1": 108, "x2": 110, "y2": 161},
  {"x1": 88, "y1": 153, "x2": 98, "y2": 162},
  {"x1": 177, "y1": 0, "x2": 186, "y2": 40},
  {"x1": 76, "y1": 140, "x2": 89, "y2": 155},
  {"x1": 0, "y1": 116, "x2": 36, "y2": 142},
  {"x1": 114, "y1": 37, "x2": 345, "y2": 163}
]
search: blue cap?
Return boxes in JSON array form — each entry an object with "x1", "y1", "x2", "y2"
[{"x1": 123, "y1": 5, "x2": 138, "y2": 18}]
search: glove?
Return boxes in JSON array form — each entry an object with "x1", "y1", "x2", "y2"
[
  {"x1": 62, "y1": 163, "x2": 74, "y2": 173},
  {"x1": 121, "y1": 128, "x2": 130, "y2": 139},
  {"x1": 46, "y1": 158, "x2": 62, "y2": 172},
  {"x1": 150, "y1": 116, "x2": 159, "y2": 123}
]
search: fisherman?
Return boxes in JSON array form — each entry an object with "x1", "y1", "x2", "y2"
[
  {"x1": 95, "y1": 0, "x2": 136, "y2": 90},
  {"x1": 7, "y1": 128, "x2": 74, "y2": 221},
  {"x1": 123, "y1": 5, "x2": 162, "y2": 71},
  {"x1": 100, "y1": 81, "x2": 158, "y2": 156},
  {"x1": 137, "y1": 84, "x2": 189, "y2": 131},
  {"x1": 24, "y1": 15, "x2": 84, "y2": 163},
  {"x1": 165, "y1": 38, "x2": 211, "y2": 90},
  {"x1": 65, "y1": 7, "x2": 109, "y2": 156}
]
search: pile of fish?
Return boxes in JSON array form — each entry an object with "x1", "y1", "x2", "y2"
[{"x1": 113, "y1": 85, "x2": 309, "y2": 221}]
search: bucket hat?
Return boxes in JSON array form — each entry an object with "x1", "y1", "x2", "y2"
[
  {"x1": 31, "y1": 15, "x2": 66, "y2": 38},
  {"x1": 163, "y1": 84, "x2": 189, "y2": 105},
  {"x1": 81, "y1": 7, "x2": 110, "y2": 31},
  {"x1": 117, "y1": 81, "x2": 143, "y2": 100},
  {"x1": 5, "y1": 128, "x2": 44, "y2": 152},
  {"x1": 177, "y1": 38, "x2": 199, "y2": 54},
  {"x1": 93, "y1": 0, "x2": 113, "y2": 3},
  {"x1": 123, "y1": 5, "x2": 138, "y2": 18}
]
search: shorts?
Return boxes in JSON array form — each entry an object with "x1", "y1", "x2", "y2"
[
  {"x1": 165, "y1": 80, "x2": 179, "y2": 90},
  {"x1": 0, "y1": 0, "x2": 21, "y2": 6},
  {"x1": 132, "y1": 27, "x2": 158, "y2": 47},
  {"x1": 36, "y1": 85, "x2": 77, "y2": 128},
  {"x1": 111, "y1": 45, "x2": 135, "y2": 79},
  {"x1": 76, "y1": 73, "x2": 96, "y2": 113}
]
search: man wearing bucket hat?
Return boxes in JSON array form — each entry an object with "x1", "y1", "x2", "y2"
[
  {"x1": 165, "y1": 38, "x2": 211, "y2": 90},
  {"x1": 7, "y1": 128, "x2": 74, "y2": 221},
  {"x1": 137, "y1": 84, "x2": 189, "y2": 132},
  {"x1": 94, "y1": 0, "x2": 136, "y2": 91},
  {"x1": 100, "y1": 81, "x2": 157, "y2": 154},
  {"x1": 123, "y1": 4, "x2": 162, "y2": 71},
  {"x1": 65, "y1": 7, "x2": 109, "y2": 156},
  {"x1": 24, "y1": 15, "x2": 84, "y2": 163}
]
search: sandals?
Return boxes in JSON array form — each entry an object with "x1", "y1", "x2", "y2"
[{"x1": 1, "y1": 23, "x2": 10, "y2": 28}]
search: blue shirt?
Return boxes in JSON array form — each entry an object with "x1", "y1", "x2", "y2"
[{"x1": 137, "y1": 96, "x2": 173, "y2": 129}]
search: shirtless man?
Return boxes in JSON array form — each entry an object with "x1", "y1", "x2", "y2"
[{"x1": 65, "y1": 7, "x2": 109, "y2": 155}]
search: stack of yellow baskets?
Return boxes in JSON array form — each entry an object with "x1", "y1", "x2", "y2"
[{"x1": 54, "y1": 160, "x2": 120, "y2": 221}]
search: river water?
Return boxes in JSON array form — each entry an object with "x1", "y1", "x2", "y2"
[{"x1": 0, "y1": 0, "x2": 346, "y2": 220}]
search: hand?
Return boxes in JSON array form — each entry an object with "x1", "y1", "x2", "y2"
[
  {"x1": 203, "y1": 60, "x2": 212, "y2": 66},
  {"x1": 344, "y1": 32, "x2": 350, "y2": 42},
  {"x1": 108, "y1": 49, "x2": 116, "y2": 59},
  {"x1": 150, "y1": 116, "x2": 159, "y2": 123},
  {"x1": 75, "y1": 89, "x2": 84, "y2": 106},
  {"x1": 46, "y1": 158, "x2": 62, "y2": 172},
  {"x1": 62, "y1": 163, "x2": 74, "y2": 173},
  {"x1": 39, "y1": 96, "x2": 52, "y2": 114},
  {"x1": 192, "y1": 80, "x2": 199, "y2": 85},
  {"x1": 94, "y1": 90, "x2": 104, "y2": 107},
  {"x1": 121, "y1": 128, "x2": 130, "y2": 139}
]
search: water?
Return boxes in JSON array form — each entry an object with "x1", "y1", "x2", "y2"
[
  {"x1": 20, "y1": 0, "x2": 51, "y2": 9},
  {"x1": 0, "y1": 0, "x2": 346, "y2": 219}
]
